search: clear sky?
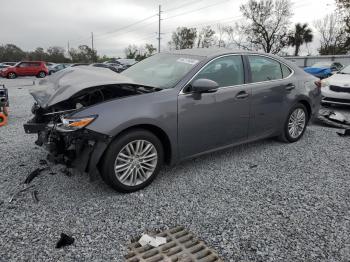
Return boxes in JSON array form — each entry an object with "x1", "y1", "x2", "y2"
[{"x1": 0, "y1": 0, "x2": 337, "y2": 57}]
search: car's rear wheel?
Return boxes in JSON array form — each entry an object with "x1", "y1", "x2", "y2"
[
  {"x1": 7, "y1": 72, "x2": 16, "y2": 79},
  {"x1": 37, "y1": 71, "x2": 46, "y2": 78},
  {"x1": 101, "y1": 129, "x2": 164, "y2": 193},
  {"x1": 279, "y1": 103, "x2": 308, "y2": 143}
]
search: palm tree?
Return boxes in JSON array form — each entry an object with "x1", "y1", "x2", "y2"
[{"x1": 289, "y1": 23, "x2": 313, "y2": 56}]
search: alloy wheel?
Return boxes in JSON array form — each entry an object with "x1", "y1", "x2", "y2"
[
  {"x1": 288, "y1": 108, "x2": 306, "y2": 139},
  {"x1": 114, "y1": 140, "x2": 158, "y2": 186}
]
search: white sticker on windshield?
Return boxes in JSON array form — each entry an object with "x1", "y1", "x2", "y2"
[{"x1": 177, "y1": 58, "x2": 199, "y2": 65}]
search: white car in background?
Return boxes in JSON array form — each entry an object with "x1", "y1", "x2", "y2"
[{"x1": 321, "y1": 65, "x2": 350, "y2": 106}]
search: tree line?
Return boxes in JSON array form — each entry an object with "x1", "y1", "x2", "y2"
[{"x1": 1, "y1": 0, "x2": 349, "y2": 63}]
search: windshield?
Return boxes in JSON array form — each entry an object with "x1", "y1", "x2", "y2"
[
  {"x1": 312, "y1": 62, "x2": 332, "y2": 68},
  {"x1": 339, "y1": 65, "x2": 350, "y2": 74},
  {"x1": 121, "y1": 53, "x2": 203, "y2": 89}
]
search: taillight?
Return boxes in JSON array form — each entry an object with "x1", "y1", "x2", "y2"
[{"x1": 315, "y1": 80, "x2": 322, "y2": 89}]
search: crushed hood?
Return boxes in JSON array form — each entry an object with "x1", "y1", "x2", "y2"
[{"x1": 30, "y1": 66, "x2": 138, "y2": 108}]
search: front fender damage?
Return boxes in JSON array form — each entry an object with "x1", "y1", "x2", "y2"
[{"x1": 24, "y1": 122, "x2": 111, "y2": 181}]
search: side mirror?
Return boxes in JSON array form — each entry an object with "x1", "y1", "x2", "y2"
[{"x1": 190, "y1": 78, "x2": 219, "y2": 93}]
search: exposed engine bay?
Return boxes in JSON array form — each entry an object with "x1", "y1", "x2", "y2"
[{"x1": 24, "y1": 83, "x2": 159, "y2": 179}]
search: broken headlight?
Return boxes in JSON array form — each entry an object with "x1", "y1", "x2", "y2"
[{"x1": 59, "y1": 115, "x2": 97, "y2": 131}]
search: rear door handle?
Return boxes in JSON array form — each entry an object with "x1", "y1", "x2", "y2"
[
  {"x1": 235, "y1": 91, "x2": 249, "y2": 99},
  {"x1": 285, "y1": 83, "x2": 295, "y2": 91}
]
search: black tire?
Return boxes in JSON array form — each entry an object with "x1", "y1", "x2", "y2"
[
  {"x1": 101, "y1": 129, "x2": 164, "y2": 193},
  {"x1": 279, "y1": 103, "x2": 309, "y2": 143},
  {"x1": 7, "y1": 72, "x2": 16, "y2": 79},
  {"x1": 37, "y1": 71, "x2": 46, "y2": 78}
]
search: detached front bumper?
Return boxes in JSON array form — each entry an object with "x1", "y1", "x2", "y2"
[{"x1": 24, "y1": 122, "x2": 111, "y2": 180}]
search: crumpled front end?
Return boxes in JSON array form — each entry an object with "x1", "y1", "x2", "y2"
[{"x1": 24, "y1": 105, "x2": 111, "y2": 179}]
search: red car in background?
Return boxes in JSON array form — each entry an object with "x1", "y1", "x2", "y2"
[{"x1": 0, "y1": 61, "x2": 48, "y2": 79}]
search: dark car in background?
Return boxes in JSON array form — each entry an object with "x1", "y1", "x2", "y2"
[
  {"x1": 0, "y1": 63, "x2": 10, "y2": 69},
  {"x1": 90, "y1": 63, "x2": 120, "y2": 73},
  {"x1": 24, "y1": 49, "x2": 321, "y2": 193},
  {"x1": 304, "y1": 61, "x2": 343, "y2": 79},
  {"x1": 1, "y1": 61, "x2": 48, "y2": 79},
  {"x1": 49, "y1": 64, "x2": 70, "y2": 75}
]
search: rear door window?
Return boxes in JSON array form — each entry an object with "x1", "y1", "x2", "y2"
[
  {"x1": 193, "y1": 55, "x2": 244, "y2": 87},
  {"x1": 248, "y1": 56, "x2": 283, "y2": 83}
]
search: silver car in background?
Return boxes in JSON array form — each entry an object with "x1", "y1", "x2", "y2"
[
  {"x1": 24, "y1": 49, "x2": 321, "y2": 192},
  {"x1": 321, "y1": 65, "x2": 350, "y2": 106}
]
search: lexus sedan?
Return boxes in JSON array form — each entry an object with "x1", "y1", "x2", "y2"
[{"x1": 24, "y1": 49, "x2": 321, "y2": 192}]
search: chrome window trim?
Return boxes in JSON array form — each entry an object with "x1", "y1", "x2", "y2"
[
  {"x1": 179, "y1": 53, "x2": 295, "y2": 95},
  {"x1": 179, "y1": 54, "x2": 244, "y2": 95}
]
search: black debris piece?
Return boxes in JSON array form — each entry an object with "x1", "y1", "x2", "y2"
[
  {"x1": 31, "y1": 190, "x2": 39, "y2": 203},
  {"x1": 19, "y1": 164, "x2": 26, "y2": 167},
  {"x1": 60, "y1": 167, "x2": 73, "y2": 177},
  {"x1": 39, "y1": 159, "x2": 48, "y2": 165},
  {"x1": 337, "y1": 129, "x2": 350, "y2": 137},
  {"x1": 24, "y1": 167, "x2": 48, "y2": 184},
  {"x1": 249, "y1": 164, "x2": 258, "y2": 169},
  {"x1": 55, "y1": 233, "x2": 75, "y2": 248}
]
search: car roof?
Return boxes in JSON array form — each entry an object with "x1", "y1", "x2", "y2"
[{"x1": 166, "y1": 48, "x2": 256, "y2": 58}]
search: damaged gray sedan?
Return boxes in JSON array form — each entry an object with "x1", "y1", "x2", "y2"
[{"x1": 24, "y1": 49, "x2": 322, "y2": 192}]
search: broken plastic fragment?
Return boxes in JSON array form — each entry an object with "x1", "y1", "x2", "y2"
[
  {"x1": 55, "y1": 233, "x2": 75, "y2": 248},
  {"x1": 24, "y1": 167, "x2": 48, "y2": 184},
  {"x1": 337, "y1": 129, "x2": 350, "y2": 137},
  {"x1": 138, "y1": 234, "x2": 167, "y2": 247}
]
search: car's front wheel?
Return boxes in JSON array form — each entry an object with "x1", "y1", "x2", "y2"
[
  {"x1": 101, "y1": 129, "x2": 164, "y2": 192},
  {"x1": 280, "y1": 103, "x2": 308, "y2": 143}
]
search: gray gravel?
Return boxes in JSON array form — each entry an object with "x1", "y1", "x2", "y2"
[{"x1": 0, "y1": 77, "x2": 350, "y2": 261}]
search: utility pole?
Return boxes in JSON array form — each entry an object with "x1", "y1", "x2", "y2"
[
  {"x1": 91, "y1": 32, "x2": 95, "y2": 62},
  {"x1": 157, "y1": 5, "x2": 161, "y2": 53}
]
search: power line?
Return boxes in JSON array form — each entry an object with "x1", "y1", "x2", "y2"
[
  {"x1": 163, "y1": 0, "x2": 206, "y2": 13},
  {"x1": 163, "y1": 0, "x2": 230, "y2": 20},
  {"x1": 95, "y1": 14, "x2": 157, "y2": 38}
]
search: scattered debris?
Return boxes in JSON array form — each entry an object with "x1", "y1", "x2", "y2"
[
  {"x1": 60, "y1": 167, "x2": 73, "y2": 177},
  {"x1": 39, "y1": 159, "x2": 48, "y2": 165},
  {"x1": 24, "y1": 167, "x2": 48, "y2": 184},
  {"x1": 126, "y1": 226, "x2": 223, "y2": 262},
  {"x1": 31, "y1": 190, "x2": 39, "y2": 203},
  {"x1": 317, "y1": 110, "x2": 350, "y2": 129},
  {"x1": 138, "y1": 234, "x2": 167, "y2": 247},
  {"x1": 8, "y1": 185, "x2": 35, "y2": 203},
  {"x1": 337, "y1": 129, "x2": 350, "y2": 137},
  {"x1": 55, "y1": 233, "x2": 75, "y2": 248}
]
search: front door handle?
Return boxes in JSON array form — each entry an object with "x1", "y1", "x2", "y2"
[
  {"x1": 235, "y1": 91, "x2": 249, "y2": 99},
  {"x1": 285, "y1": 83, "x2": 296, "y2": 91}
]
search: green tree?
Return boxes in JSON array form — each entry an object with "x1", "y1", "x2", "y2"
[
  {"x1": 124, "y1": 45, "x2": 138, "y2": 59},
  {"x1": 314, "y1": 14, "x2": 346, "y2": 55},
  {"x1": 46, "y1": 46, "x2": 68, "y2": 63},
  {"x1": 197, "y1": 26, "x2": 216, "y2": 48},
  {"x1": 238, "y1": 0, "x2": 292, "y2": 54},
  {"x1": 168, "y1": 27, "x2": 197, "y2": 50},
  {"x1": 288, "y1": 23, "x2": 313, "y2": 56},
  {"x1": 336, "y1": 0, "x2": 350, "y2": 51},
  {"x1": 69, "y1": 45, "x2": 97, "y2": 63},
  {"x1": 0, "y1": 44, "x2": 26, "y2": 61}
]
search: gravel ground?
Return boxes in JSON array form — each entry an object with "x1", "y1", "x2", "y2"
[{"x1": 0, "y1": 77, "x2": 350, "y2": 261}]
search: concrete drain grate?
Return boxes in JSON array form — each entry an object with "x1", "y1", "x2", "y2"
[{"x1": 125, "y1": 226, "x2": 223, "y2": 262}]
